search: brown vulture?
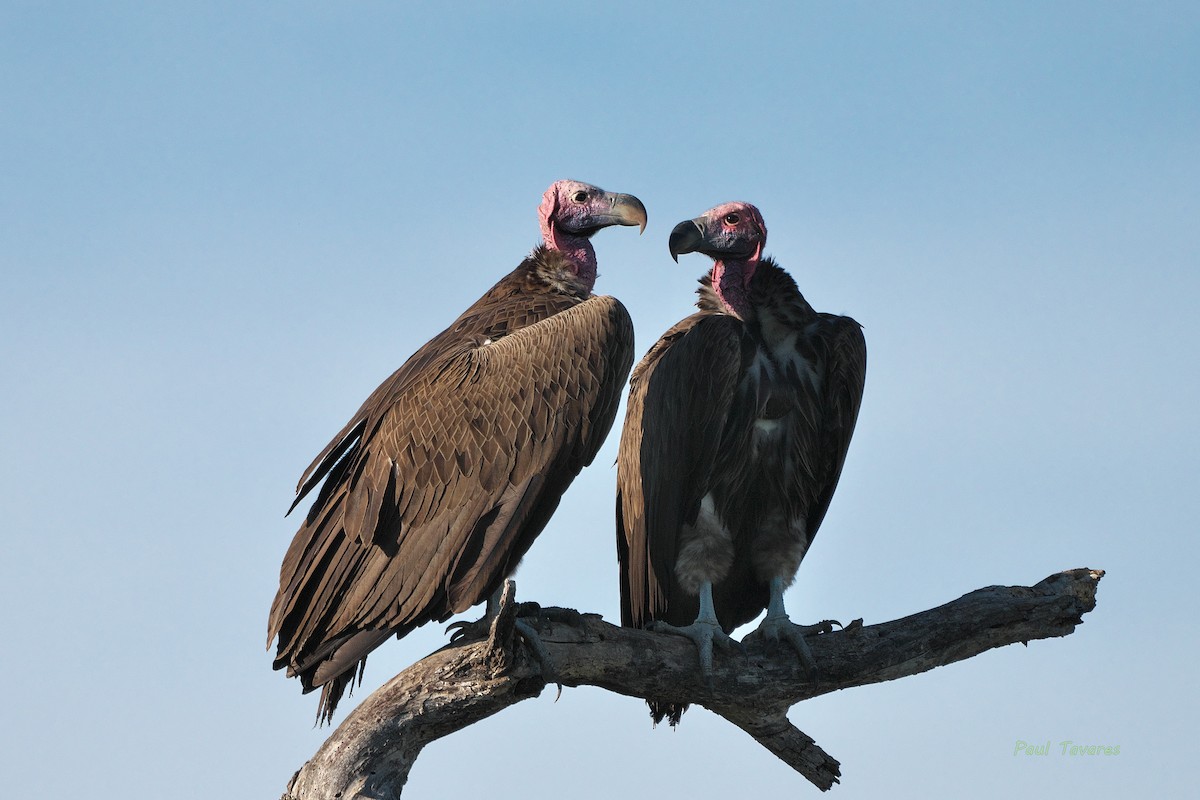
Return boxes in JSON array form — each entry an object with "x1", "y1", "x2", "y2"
[
  {"x1": 616, "y1": 202, "x2": 866, "y2": 724},
  {"x1": 269, "y1": 180, "x2": 645, "y2": 723}
]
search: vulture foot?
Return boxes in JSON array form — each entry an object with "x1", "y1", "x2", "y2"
[
  {"x1": 746, "y1": 616, "x2": 840, "y2": 675},
  {"x1": 649, "y1": 619, "x2": 743, "y2": 675},
  {"x1": 445, "y1": 601, "x2": 575, "y2": 678},
  {"x1": 514, "y1": 617, "x2": 561, "y2": 689},
  {"x1": 447, "y1": 585, "x2": 539, "y2": 644},
  {"x1": 446, "y1": 590, "x2": 562, "y2": 690},
  {"x1": 446, "y1": 615, "x2": 491, "y2": 644}
]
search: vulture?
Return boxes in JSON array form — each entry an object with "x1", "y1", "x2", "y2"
[
  {"x1": 616, "y1": 202, "x2": 866, "y2": 724},
  {"x1": 269, "y1": 180, "x2": 645, "y2": 723}
]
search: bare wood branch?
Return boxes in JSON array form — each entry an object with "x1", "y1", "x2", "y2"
[{"x1": 283, "y1": 568, "x2": 1103, "y2": 799}]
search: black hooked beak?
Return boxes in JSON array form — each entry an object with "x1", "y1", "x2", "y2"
[{"x1": 668, "y1": 219, "x2": 705, "y2": 263}]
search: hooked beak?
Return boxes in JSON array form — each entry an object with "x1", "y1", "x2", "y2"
[
  {"x1": 668, "y1": 219, "x2": 704, "y2": 263},
  {"x1": 595, "y1": 192, "x2": 648, "y2": 234}
]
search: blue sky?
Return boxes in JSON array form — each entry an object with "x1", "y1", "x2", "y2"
[{"x1": 2, "y1": 2, "x2": 1196, "y2": 797}]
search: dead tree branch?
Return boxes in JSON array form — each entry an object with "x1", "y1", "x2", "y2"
[{"x1": 282, "y1": 568, "x2": 1104, "y2": 799}]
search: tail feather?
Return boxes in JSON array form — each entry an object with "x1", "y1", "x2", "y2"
[{"x1": 649, "y1": 700, "x2": 688, "y2": 727}]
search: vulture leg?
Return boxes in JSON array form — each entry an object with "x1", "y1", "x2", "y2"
[
  {"x1": 445, "y1": 587, "x2": 504, "y2": 643},
  {"x1": 750, "y1": 576, "x2": 840, "y2": 675},
  {"x1": 446, "y1": 585, "x2": 561, "y2": 684},
  {"x1": 649, "y1": 581, "x2": 743, "y2": 674}
]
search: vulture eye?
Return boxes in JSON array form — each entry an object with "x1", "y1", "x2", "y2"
[
  {"x1": 572, "y1": 190, "x2": 589, "y2": 203},
  {"x1": 724, "y1": 213, "x2": 741, "y2": 225}
]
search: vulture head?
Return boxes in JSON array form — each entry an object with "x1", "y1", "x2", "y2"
[
  {"x1": 668, "y1": 201, "x2": 767, "y2": 263},
  {"x1": 539, "y1": 179, "x2": 648, "y2": 238},
  {"x1": 537, "y1": 179, "x2": 647, "y2": 288},
  {"x1": 669, "y1": 201, "x2": 768, "y2": 318}
]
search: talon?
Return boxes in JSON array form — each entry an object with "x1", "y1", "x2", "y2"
[
  {"x1": 645, "y1": 582, "x2": 742, "y2": 675},
  {"x1": 650, "y1": 618, "x2": 739, "y2": 674},
  {"x1": 514, "y1": 618, "x2": 561, "y2": 688},
  {"x1": 714, "y1": 632, "x2": 746, "y2": 655},
  {"x1": 445, "y1": 615, "x2": 490, "y2": 643},
  {"x1": 753, "y1": 614, "x2": 832, "y2": 676}
]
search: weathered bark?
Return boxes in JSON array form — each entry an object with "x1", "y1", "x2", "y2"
[{"x1": 283, "y1": 568, "x2": 1104, "y2": 799}]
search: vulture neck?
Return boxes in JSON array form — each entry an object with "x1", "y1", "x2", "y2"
[
  {"x1": 540, "y1": 220, "x2": 598, "y2": 291},
  {"x1": 711, "y1": 258, "x2": 758, "y2": 319}
]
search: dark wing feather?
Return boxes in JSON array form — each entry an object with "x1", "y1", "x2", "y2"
[
  {"x1": 616, "y1": 313, "x2": 749, "y2": 629},
  {"x1": 793, "y1": 314, "x2": 867, "y2": 541},
  {"x1": 270, "y1": 294, "x2": 632, "y2": 719}
]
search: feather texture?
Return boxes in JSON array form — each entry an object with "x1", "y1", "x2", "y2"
[
  {"x1": 618, "y1": 257, "x2": 866, "y2": 636},
  {"x1": 271, "y1": 246, "x2": 634, "y2": 722}
]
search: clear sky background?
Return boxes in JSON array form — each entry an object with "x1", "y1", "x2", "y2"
[{"x1": 2, "y1": 2, "x2": 1196, "y2": 798}]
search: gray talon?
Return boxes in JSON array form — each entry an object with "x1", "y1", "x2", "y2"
[
  {"x1": 651, "y1": 618, "x2": 739, "y2": 674},
  {"x1": 514, "y1": 618, "x2": 560, "y2": 685},
  {"x1": 752, "y1": 614, "x2": 835, "y2": 676}
]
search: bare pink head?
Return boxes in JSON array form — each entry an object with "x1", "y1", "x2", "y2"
[
  {"x1": 537, "y1": 180, "x2": 648, "y2": 289},
  {"x1": 668, "y1": 201, "x2": 767, "y2": 317}
]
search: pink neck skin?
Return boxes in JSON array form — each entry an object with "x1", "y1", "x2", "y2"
[
  {"x1": 539, "y1": 191, "x2": 598, "y2": 290},
  {"x1": 711, "y1": 246, "x2": 761, "y2": 318}
]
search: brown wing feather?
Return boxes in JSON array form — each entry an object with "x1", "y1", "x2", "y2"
[
  {"x1": 616, "y1": 313, "x2": 749, "y2": 629},
  {"x1": 270, "y1": 287, "x2": 632, "y2": 721},
  {"x1": 287, "y1": 257, "x2": 586, "y2": 520}
]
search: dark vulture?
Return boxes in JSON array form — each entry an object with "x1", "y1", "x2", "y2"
[
  {"x1": 269, "y1": 180, "x2": 645, "y2": 722},
  {"x1": 616, "y1": 202, "x2": 866, "y2": 724}
]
